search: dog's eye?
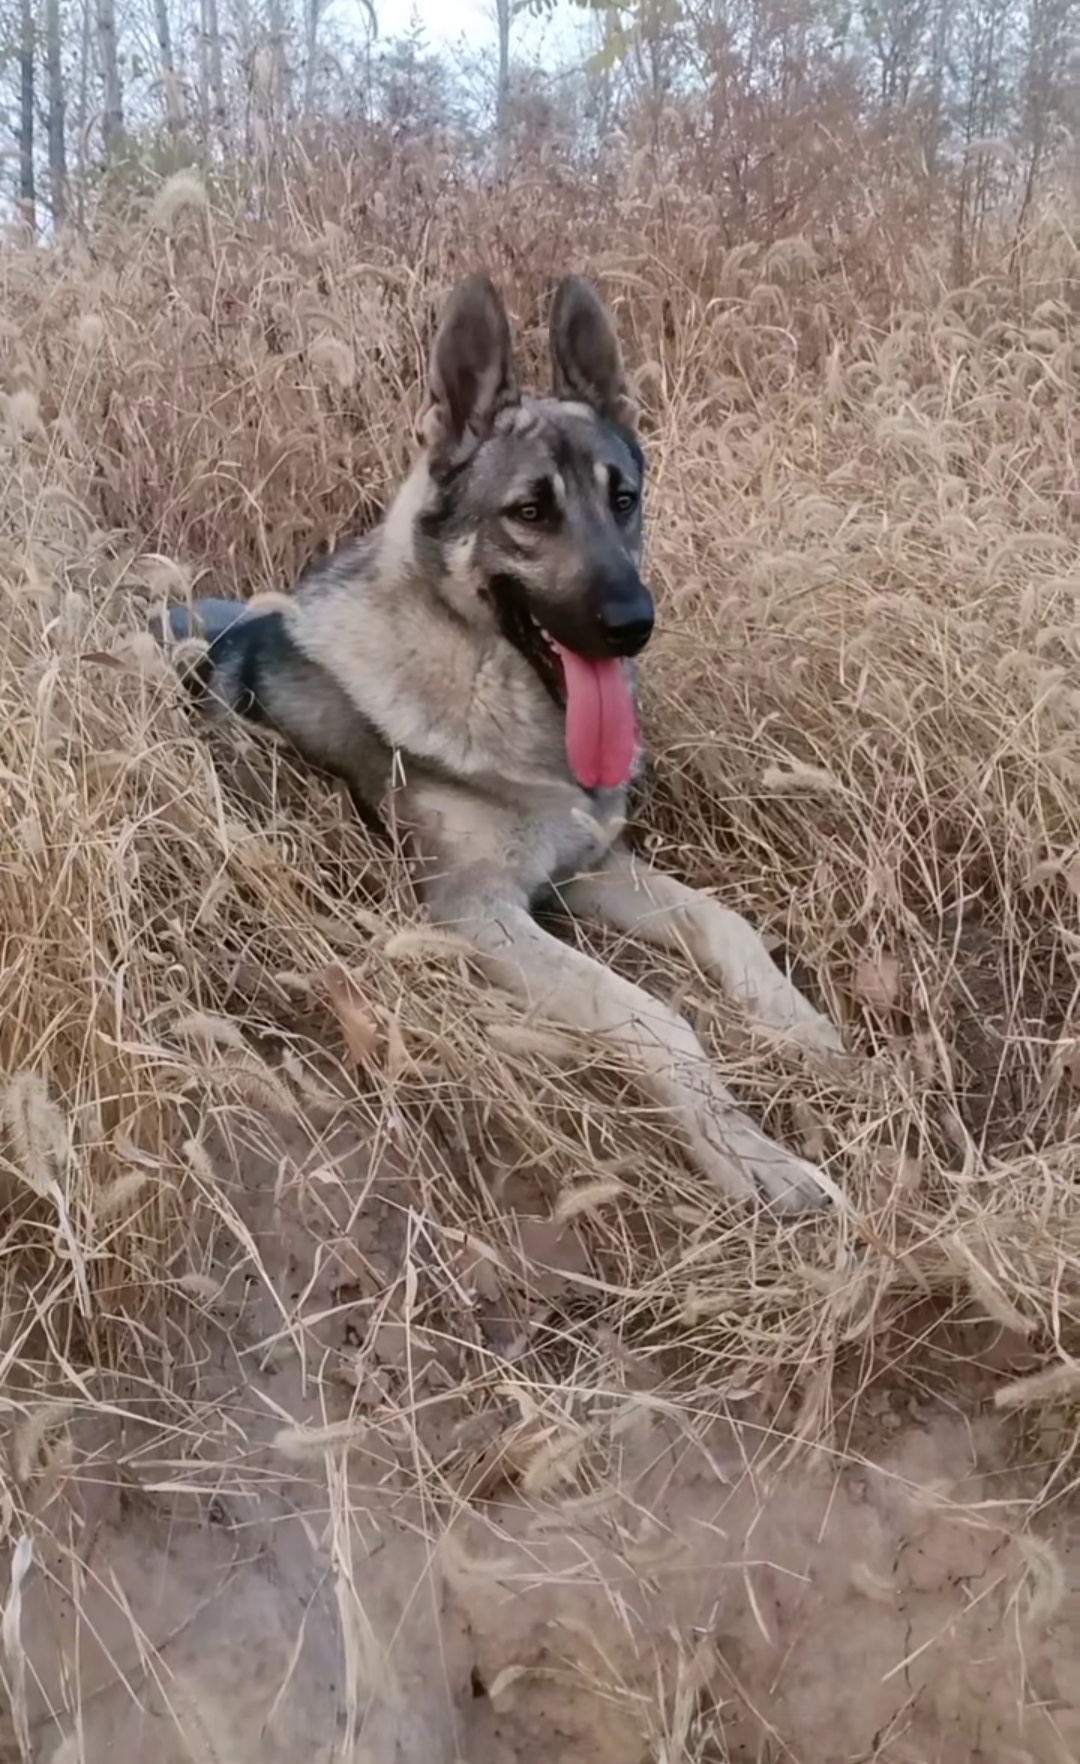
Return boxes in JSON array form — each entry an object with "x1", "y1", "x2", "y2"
[
  {"x1": 612, "y1": 488, "x2": 638, "y2": 516},
  {"x1": 506, "y1": 480, "x2": 556, "y2": 525}
]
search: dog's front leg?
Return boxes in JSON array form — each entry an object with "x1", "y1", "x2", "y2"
[
  {"x1": 427, "y1": 875, "x2": 828, "y2": 1214},
  {"x1": 556, "y1": 847, "x2": 844, "y2": 1055}
]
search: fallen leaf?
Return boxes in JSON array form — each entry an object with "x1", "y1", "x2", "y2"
[
  {"x1": 853, "y1": 952, "x2": 901, "y2": 1014},
  {"x1": 451, "y1": 1413, "x2": 554, "y2": 1501},
  {"x1": 791, "y1": 1098, "x2": 827, "y2": 1160},
  {"x1": 322, "y1": 963, "x2": 383, "y2": 1067}
]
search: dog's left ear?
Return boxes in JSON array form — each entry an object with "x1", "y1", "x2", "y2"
[
  {"x1": 550, "y1": 275, "x2": 637, "y2": 432},
  {"x1": 423, "y1": 274, "x2": 517, "y2": 460}
]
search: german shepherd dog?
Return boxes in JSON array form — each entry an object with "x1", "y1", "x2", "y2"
[{"x1": 159, "y1": 273, "x2": 846, "y2": 1213}]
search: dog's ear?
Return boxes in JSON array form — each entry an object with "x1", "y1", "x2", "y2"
[
  {"x1": 549, "y1": 275, "x2": 636, "y2": 431},
  {"x1": 423, "y1": 275, "x2": 517, "y2": 457}
]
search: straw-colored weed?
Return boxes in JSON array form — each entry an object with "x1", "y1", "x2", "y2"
[{"x1": 1, "y1": 154, "x2": 1079, "y2": 1761}]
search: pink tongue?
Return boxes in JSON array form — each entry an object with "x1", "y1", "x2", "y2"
[{"x1": 552, "y1": 643, "x2": 639, "y2": 789}]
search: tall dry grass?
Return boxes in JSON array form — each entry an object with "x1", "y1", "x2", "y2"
[{"x1": 3, "y1": 145, "x2": 1080, "y2": 1674}]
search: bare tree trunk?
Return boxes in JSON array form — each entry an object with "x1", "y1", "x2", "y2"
[
  {"x1": 153, "y1": 0, "x2": 173, "y2": 77},
  {"x1": 925, "y1": 0, "x2": 949, "y2": 181},
  {"x1": 18, "y1": 0, "x2": 36, "y2": 233},
  {"x1": 495, "y1": 0, "x2": 510, "y2": 170},
  {"x1": 1013, "y1": 0, "x2": 1074, "y2": 247},
  {"x1": 269, "y1": 0, "x2": 286, "y2": 96},
  {"x1": 261, "y1": 0, "x2": 290, "y2": 135},
  {"x1": 153, "y1": 0, "x2": 184, "y2": 135},
  {"x1": 96, "y1": 0, "x2": 124, "y2": 156},
  {"x1": 303, "y1": 0, "x2": 320, "y2": 118},
  {"x1": 197, "y1": 0, "x2": 212, "y2": 137},
  {"x1": 45, "y1": 0, "x2": 67, "y2": 225},
  {"x1": 231, "y1": 0, "x2": 254, "y2": 155},
  {"x1": 205, "y1": 0, "x2": 227, "y2": 144},
  {"x1": 75, "y1": 0, "x2": 90, "y2": 222}
]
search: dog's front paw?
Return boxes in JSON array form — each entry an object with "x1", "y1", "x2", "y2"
[
  {"x1": 779, "y1": 1006, "x2": 847, "y2": 1059},
  {"x1": 688, "y1": 1107, "x2": 833, "y2": 1217},
  {"x1": 751, "y1": 1145, "x2": 832, "y2": 1214},
  {"x1": 737, "y1": 970, "x2": 847, "y2": 1060},
  {"x1": 737, "y1": 1126, "x2": 832, "y2": 1214}
]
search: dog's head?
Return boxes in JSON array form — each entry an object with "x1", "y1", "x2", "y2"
[{"x1": 414, "y1": 274, "x2": 652, "y2": 789}]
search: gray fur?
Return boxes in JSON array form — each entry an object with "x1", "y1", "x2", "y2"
[
  {"x1": 155, "y1": 273, "x2": 848, "y2": 1214},
  {"x1": 166, "y1": 598, "x2": 260, "y2": 644}
]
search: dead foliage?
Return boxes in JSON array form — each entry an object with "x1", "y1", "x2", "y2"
[{"x1": 1, "y1": 154, "x2": 1080, "y2": 1760}]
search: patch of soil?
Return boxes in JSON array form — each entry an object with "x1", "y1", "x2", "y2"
[{"x1": 4, "y1": 1108, "x2": 1078, "y2": 1764}]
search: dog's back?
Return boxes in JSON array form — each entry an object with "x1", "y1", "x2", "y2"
[{"x1": 163, "y1": 570, "x2": 402, "y2": 818}]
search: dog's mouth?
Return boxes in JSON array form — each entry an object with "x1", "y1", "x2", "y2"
[{"x1": 491, "y1": 578, "x2": 641, "y2": 791}]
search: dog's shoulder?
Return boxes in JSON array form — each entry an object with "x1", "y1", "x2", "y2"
[
  {"x1": 286, "y1": 552, "x2": 572, "y2": 788},
  {"x1": 291, "y1": 531, "x2": 377, "y2": 605}
]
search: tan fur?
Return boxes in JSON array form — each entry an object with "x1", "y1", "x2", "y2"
[
  {"x1": 167, "y1": 274, "x2": 848, "y2": 1215},
  {"x1": 245, "y1": 591, "x2": 294, "y2": 613}
]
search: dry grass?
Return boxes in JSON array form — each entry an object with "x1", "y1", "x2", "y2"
[{"x1": 2, "y1": 153, "x2": 1080, "y2": 1759}]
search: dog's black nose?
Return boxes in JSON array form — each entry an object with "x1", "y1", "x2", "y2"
[{"x1": 597, "y1": 593, "x2": 654, "y2": 657}]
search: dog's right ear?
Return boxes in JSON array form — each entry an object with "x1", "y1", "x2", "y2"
[
  {"x1": 549, "y1": 274, "x2": 636, "y2": 431},
  {"x1": 422, "y1": 275, "x2": 517, "y2": 460}
]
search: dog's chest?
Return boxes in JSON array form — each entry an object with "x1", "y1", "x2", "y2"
[
  {"x1": 295, "y1": 596, "x2": 573, "y2": 783},
  {"x1": 405, "y1": 771, "x2": 627, "y2": 901},
  {"x1": 291, "y1": 583, "x2": 639, "y2": 891}
]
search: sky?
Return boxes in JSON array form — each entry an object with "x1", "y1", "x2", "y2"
[{"x1": 370, "y1": 0, "x2": 584, "y2": 62}]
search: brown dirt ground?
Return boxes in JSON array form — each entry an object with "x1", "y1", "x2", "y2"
[{"x1": 5, "y1": 1104, "x2": 1077, "y2": 1764}]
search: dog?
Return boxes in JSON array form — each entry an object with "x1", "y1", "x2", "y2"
[{"x1": 156, "y1": 272, "x2": 846, "y2": 1213}]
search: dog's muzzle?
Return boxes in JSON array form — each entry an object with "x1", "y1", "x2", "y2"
[{"x1": 595, "y1": 581, "x2": 655, "y2": 658}]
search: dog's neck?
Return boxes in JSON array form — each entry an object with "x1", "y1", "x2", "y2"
[
  {"x1": 373, "y1": 456, "x2": 443, "y2": 595},
  {"x1": 371, "y1": 451, "x2": 499, "y2": 628}
]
